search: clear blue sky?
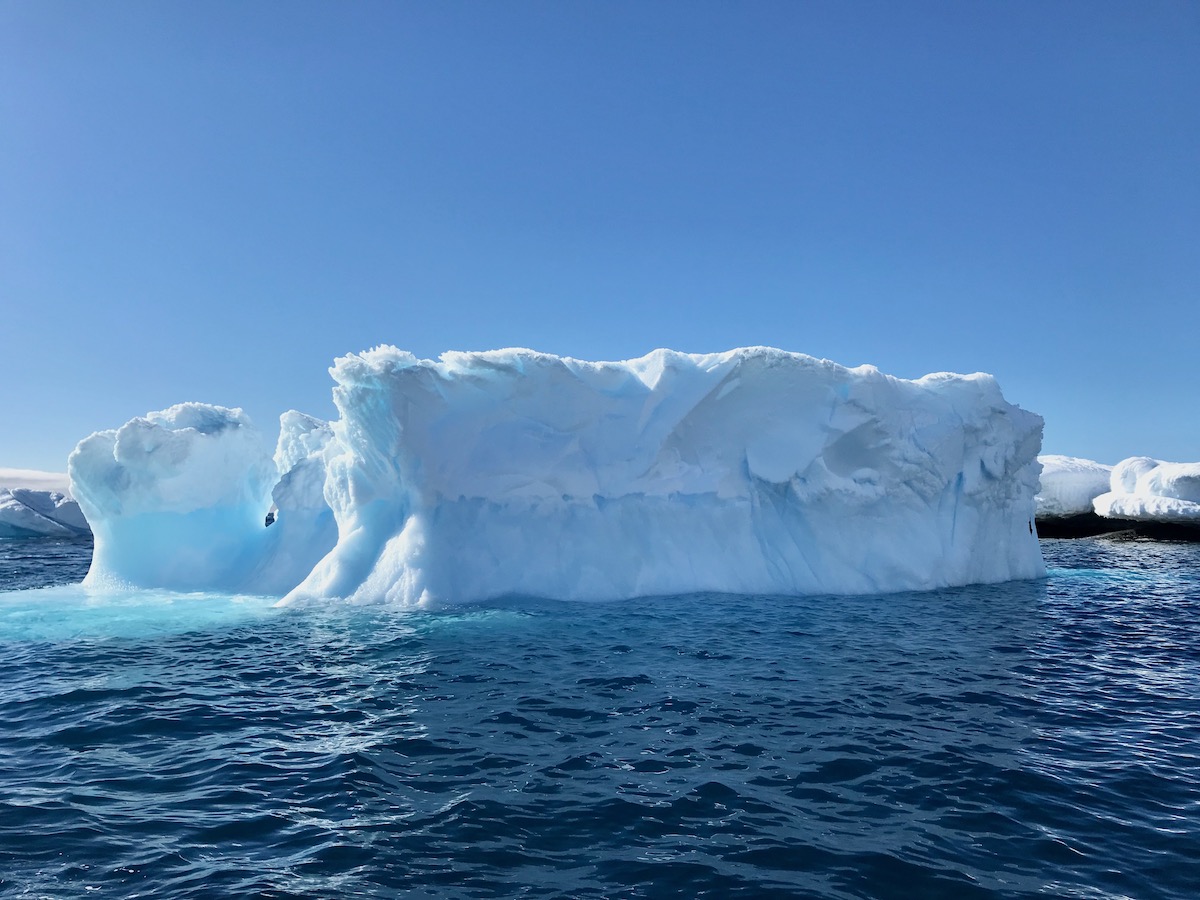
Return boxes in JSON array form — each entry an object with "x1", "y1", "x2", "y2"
[{"x1": 2, "y1": 1, "x2": 1197, "y2": 471}]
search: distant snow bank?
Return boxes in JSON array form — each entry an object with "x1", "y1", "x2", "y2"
[
  {"x1": 0, "y1": 470, "x2": 90, "y2": 538},
  {"x1": 68, "y1": 346, "x2": 1046, "y2": 603},
  {"x1": 1094, "y1": 457, "x2": 1200, "y2": 524},
  {"x1": 1034, "y1": 454, "x2": 1200, "y2": 534},
  {"x1": 1035, "y1": 456, "x2": 1112, "y2": 518}
]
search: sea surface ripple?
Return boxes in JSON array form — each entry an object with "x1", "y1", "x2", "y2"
[{"x1": 0, "y1": 536, "x2": 1197, "y2": 899}]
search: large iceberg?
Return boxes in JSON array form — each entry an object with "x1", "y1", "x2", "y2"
[
  {"x1": 1093, "y1": 457, "x2": 1200, "y2": 527},
  {"x1": 69, "y1": 347, "x2": 1045, "y2": 604}
]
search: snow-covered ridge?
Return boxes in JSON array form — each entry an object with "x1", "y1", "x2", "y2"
[
  {"x1": 1035, "y1": 455, "x2": 1113, "y2": 518},
  {"x1": 1033, "y1": 454, "x2": 1200, "y2": 536},
  {"x1": 69, "y1": 346, "x2": 1046, "y2": 603},
  {"x1": 0, "y1": 469, "x2": 90, "y2": 538},
  {"x1": 1094, "y1": 457, "x2": 1200, "y2": 524}
]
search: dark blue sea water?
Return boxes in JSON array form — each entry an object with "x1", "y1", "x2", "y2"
[{"x1": 0, "y1": 536, "x2": 1197, "y2": 899}]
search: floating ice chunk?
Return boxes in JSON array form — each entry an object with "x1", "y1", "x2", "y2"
[
  {"x1": 0, "y1": 469, "x2": 89, "y2": 538},
  {"x1": 69, "y1": 404, "x2": 340, "y2": 593}
]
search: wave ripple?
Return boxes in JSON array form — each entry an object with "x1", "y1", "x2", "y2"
[{"x1": 1, "y1": 537, "x2": 1198, "y2": 898}]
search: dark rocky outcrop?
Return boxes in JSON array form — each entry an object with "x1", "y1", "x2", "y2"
[
  {"x1": 1037, "y1": 513, "x2": 1200, "y2": 541},
  {"x1": 1035, "y1": 513, "x2": 1136, "y2": 538}
]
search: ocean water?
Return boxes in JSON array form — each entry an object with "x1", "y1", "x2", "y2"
[{"x1": 0, "y1": 536, "x2": 1197, "y2": 899}]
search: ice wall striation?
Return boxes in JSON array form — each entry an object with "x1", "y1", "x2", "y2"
[{"x1": 69, "y1": 347, "x2": 1045, "y2": 603}]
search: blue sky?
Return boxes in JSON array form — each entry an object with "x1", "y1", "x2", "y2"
[{"x1": 2, "y1": 1, "x2": 1197, "y2": 471}]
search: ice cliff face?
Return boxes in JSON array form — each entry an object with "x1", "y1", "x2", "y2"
[{"x1": 69, "y1": 346, "x2": 1046, "y2": 603}]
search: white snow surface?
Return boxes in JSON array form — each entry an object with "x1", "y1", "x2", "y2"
[
  {"x1": 0, "y1": 488, "x2": 90, "y2": 538},
  {"x1": 1093, "y1": 457, "x2": 1200, "y2": 523},
  {"x1": 69, "y1": 346, "x2": 1045, "y2": 603},
  {"x1": 0, "y1": 469, "x2": 89, "y2": 538},
  {"x1": 1035, "y1": 455, "x2": 1113, "y2": 517}
]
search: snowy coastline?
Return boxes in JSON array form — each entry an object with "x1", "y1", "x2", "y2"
[{"x1": 1036, "y1": 455, "x2": 1200, "y2": 540}]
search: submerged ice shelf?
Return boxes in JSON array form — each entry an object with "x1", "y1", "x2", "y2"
[{"x1": 68, "y1": 346, "x2": 1046, "y2": 604}]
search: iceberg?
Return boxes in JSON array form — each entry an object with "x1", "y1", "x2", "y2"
[
  {"x1": 1093, "y1": 457, "x2": 1200, "y2": 532},
  {"x1": 68, "y1": 404, "x2": 335, "y2": 592},
  {"x1": 1032, "y1": 455, "x2": 1128, "y2": 537},
  {"x1": 69, "y1": 346, "x2": 1045, "y2": 604},
  {"x1": 0, "y1": 469, "x2": 90, "y2": 538},
  {"x1": 0, "y1": 488, "x2": 91, "y2": 538},
  {"x1": 1036, "y1": 456, "x2": 1112, "y2": 518}
]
